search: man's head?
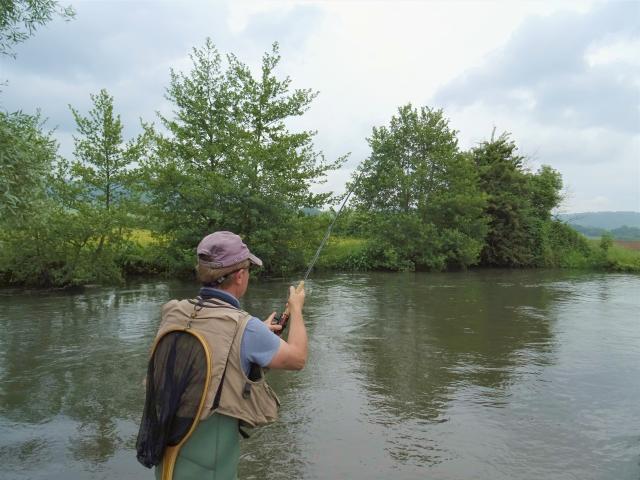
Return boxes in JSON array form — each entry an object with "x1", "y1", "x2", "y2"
[{"x1": 196, "y1": 231, "x2": 263, "y2": 297}]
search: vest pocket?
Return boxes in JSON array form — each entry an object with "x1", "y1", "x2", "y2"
[{"x1": 240, "y1": 379, "x2": 280, "y2": 425}]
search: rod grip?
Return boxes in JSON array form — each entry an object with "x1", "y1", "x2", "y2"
[{"x1": 283, "y1": 281, "x2": 305, "y2": 316}]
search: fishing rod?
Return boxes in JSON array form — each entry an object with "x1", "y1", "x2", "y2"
[{"x1": 272, "y1": 175, "x2": 361, "y2": 334}]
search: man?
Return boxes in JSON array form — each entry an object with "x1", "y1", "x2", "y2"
[{"x1": 136, "y1": 231, "x2": 306, "y2": 480}]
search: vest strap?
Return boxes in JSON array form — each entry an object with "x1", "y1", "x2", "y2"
[{"x1": 209, "y1": 307, "x2": 243, "y2": 411}]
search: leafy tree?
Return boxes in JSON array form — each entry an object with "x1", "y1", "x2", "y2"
[
  {"x1": 351, "y1": 104, "x2": 487, "y2": 270},
  {"x1": 0, "y1": 0, "x2": 74, "y2": 58},
  {"x1": 142, "y1": 39, "x2": 345, "y2": 274},
  {"x1": 66, "y1": 88, "x2": 145, "y2": 272},
  {"x1": 471, "y1": 133, "x2": 532, "y2": 266},
  {"x1": 529, "y1": 165, "x2": 562, "y2": 220},
  {"x1": 70, "y1": 88, "x2": 142, "y2": 212},
  {"x1": 0, "y1": 109, "x2": 56, "y2": 222},
  {"x1": 0, "y1": 112, "x2": 103, "y2": 286},
  {"x1": 471, "y1": 132, "x2": 564, "y2": 266},
  {"x1": 0, "y1": 90, "x2": 146, "y2": 286}
]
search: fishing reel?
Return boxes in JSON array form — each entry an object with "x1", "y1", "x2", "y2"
[
  {"x1": 271, "y1": 312, "x2": 289, "y2": 336},
  {"x1": 270, "y1": 281, "x2": 304, "y2": 336}
]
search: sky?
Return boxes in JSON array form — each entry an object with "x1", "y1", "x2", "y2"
[{"x1": 1, "y1": 0, "x2": 639, "y2": 213}]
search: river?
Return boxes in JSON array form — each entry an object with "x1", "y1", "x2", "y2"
[{"x1": 0, "y1": 270, "x2": 638, "y2": 479}]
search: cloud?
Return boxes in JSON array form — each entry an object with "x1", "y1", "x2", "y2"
[
  {"x1": 1, "y1": 1, "x2": 323, "y2": 138},
  {"x1": 434, "y1": 1, "x2": 640, "y2": 133}
]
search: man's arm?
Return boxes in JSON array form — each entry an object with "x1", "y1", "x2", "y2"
[{"x1": 267, "y1": 285, "x2": 307, "y2": 371}]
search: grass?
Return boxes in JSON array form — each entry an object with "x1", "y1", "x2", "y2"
[
  {"x1": 317, "y1": 236, "x2": 640, "y2": 273},
  {"x1": 127, "y1": 229, "x2": 167, "y2": 246},
  {"x1": 604, "y1": 243, "x2": 640, "y2": 272},
  {"x1": 314, "y1": 237, "x2": 368, "y2": 270},
  {"x1": 587, "y1": 239, "x2": 640, "y2": 273},
  {"x1": 125, "y1": 230, "x2": 640, "y2": 274}
]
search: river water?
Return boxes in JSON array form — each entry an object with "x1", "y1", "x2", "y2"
[{"x1": 0, "y1": 270, "x2": 638, "y2": 479}]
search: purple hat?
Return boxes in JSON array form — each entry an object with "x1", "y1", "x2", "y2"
[{"x1": 197, "y1": 231, "x2": 263, "y2": 268}]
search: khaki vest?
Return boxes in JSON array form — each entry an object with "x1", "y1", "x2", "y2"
[{"x1": 156, "y1": 297, "x2": 280, "y2": 428}]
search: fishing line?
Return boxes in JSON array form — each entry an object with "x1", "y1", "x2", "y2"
[
  {"x1": 303, "y1": 174, "x2": 361, "y2": 281},
  {"x1": 272, "y1": 172, "x2": 362, "y2": 334}
]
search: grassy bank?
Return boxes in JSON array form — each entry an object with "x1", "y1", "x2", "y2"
[
  {"x1": 128, "y1": 232, "x2": 640, "y2": 274},
  {"x1": 314, "y1": 235, "x2": 640, "y2": 273},
  {"x1": 591, "y1": 240, "x2": 640, "y2": 272},
  {"x1": 3, "y1": 229, "x2": 638, "y2": 289}
]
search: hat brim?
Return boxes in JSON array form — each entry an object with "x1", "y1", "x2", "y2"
[{"x1": 248, "y1": 253, "x2": 263, "y2": 267}]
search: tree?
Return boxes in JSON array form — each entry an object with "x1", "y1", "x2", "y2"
[
  {"x1": 351, "y1": 104, "x2": 487, "y2": 270},
  {"x1": 0, "y1": 111, "x2": 110, "y2": 286},
  {"x1": 66, "y1": 89, "x2": 146, "y2": 268},
  {"x1": 142, "y1": 39, "x2": 345, "y2": 274},
  {"x1": 70, "y1": 89, "x2": 141, "y2": 212},
  {"x1": 0, "y1": 109, "x2": 56, "y2": 222},
  {"x1": 471, "y1": 132, "x2": 563, "y2": 266},
  {"x1": 0, "y1": 0, "x2": 74, "y2": 58}
]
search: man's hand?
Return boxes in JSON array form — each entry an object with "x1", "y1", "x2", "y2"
[
  {"x1": 263, "y1": 311, "x2": 282, "y2": 334},
  {"x1": 267, "y1": 284, "x2": 307, "y2": 371},
  {"x1": 287, "y1": 284, "x2": 305, "y2": 313}
]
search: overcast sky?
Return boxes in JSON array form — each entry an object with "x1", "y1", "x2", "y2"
[{"x1": 2, "y1": 0, "x2": 638, "y2": 213}]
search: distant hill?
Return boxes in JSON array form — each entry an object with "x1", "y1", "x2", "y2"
[
  {"x1": 558, "y1": 211, "x2": 640, "y2": 230},
  {"x1": 570, "y1": 224, "x2": 640, "y2": 240}
]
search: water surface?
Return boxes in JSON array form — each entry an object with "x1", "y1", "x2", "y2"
[{"x1": 0, "y1": 270, "x2": 638, "y2": 479}]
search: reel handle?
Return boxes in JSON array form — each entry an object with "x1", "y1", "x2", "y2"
[{"x1": 272, "y1": 281, "x2": 305, "y2": 336}]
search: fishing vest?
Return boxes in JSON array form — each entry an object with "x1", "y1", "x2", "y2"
[{"x1": 156, "y1": 297, "x2": 280, "y2": 428}]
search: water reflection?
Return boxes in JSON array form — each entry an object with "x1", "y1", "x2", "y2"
[
  {"x1": 0, "y1": 283, "x2": 187, "y2": 477},
  {"x1": 330, "y1": 271, "x2": 559, "y2": 469}
]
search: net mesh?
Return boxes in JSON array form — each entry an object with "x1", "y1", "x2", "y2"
[{"x1": 136, "y1": 331, "x2": 208, "y2": 468}]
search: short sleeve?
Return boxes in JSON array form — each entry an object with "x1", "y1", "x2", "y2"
[{"x1": 240, "y1": 317, "x2": 282, "y2": 374}]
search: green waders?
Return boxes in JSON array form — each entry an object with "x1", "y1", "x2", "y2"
[{"x1": 155, "y1": 413, "x2": 240, "y2": 480}]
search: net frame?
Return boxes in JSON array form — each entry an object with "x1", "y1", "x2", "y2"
[{"x1": 150, "y1": 328, "x2": 212, "y2": 480}]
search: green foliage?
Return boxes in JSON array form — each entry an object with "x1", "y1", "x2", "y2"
[
  {"x1": 471, "y1": 133, "x2": 563, "y2": 267},
  {"x1": 0, "y1": 110, "x2": 56, "y2": 221},
  {"x1": 330, "y1": 208, "x2": 369, "y2": 237},
  {"x1": 0, "y1": 200, "x2": 124, "y2": 286},
  {"x1": 536, "y1": 221, "x2": 593, "y2": 268},
  {"x1": 314, "y1": 237, "x2": 369, "y2": 270},
  {"x1": 69, "y1": 89, "x2": 143, "y2": 212},
  {"x1": 350, "y1": 104, "x2": 487, "y2": 271},
  {"x1": 600, "y1": 242, "x2": 640, "y2": 272},
  {"x1": 0, "y1": 90, "x2": 146, "y2": 286},
  {"x1": 2, "y1": 36, "x2": 634, "y2": 285},
  {"x1": 599, "y1": 233, "x2": 613, "y2": 253},
  {"x1": 141, "y1": 39, "x2": 345, "y2": 275},
  {"x1": 0, "y1": 0, "x2": 74, "y2": 58}
]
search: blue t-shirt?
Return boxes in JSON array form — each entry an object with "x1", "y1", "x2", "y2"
[{"x1": 199, "y1": 287, "x2": 281, "y2": 375}]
